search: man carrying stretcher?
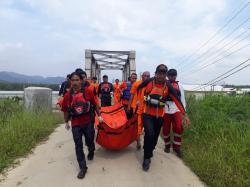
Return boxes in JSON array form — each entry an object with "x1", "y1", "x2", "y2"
[
  {"x1": 137, "y1": 64, "x2": 190, "y2": 171},
  {"x1": 127, "y1": 71, "x2": 150, "y2": 150}
]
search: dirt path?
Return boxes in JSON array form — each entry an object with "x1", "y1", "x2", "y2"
[{"x1": 0, "y1": 124, "x2": 205, "y2": 187}]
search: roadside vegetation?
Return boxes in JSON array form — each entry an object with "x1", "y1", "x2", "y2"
[
  {"x1": 183, "y1": 95, "x2": 250, "y2": 187},
  {"x1": 0, "y1": 98, "x2": 63, "y2": 173}
]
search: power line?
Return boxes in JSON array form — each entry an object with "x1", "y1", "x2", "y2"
[
  {"x1": 181, "y1": 28, "x2": 249, "y2": 74},
  {"x1": 188, "y1": 44, "x2": 249, "y2": 74},
  {"x1": 205, "y1": 64, "x2": 250, "y2": 88},
  {"x1": 195, "y1": 59, "x2": 249, "y2": 88},
  {"x1": 175, "y1": 1, "x2": 250, "y2": 68},
  {"x1": 191, "y1": 30, "x2": 249, "y2": 69},
  {"x1": 192, "y1": 59, "x2": 250, "y2": 91},
  {"x1": 180, "y1": 29, "x2": 250, "y2": 77},
  {"x1": 179, "y1": 17, "x2": 250, "y2": 70},
  {"x1": 181, "y1": 37, "x2": 250, "y2": 76}
]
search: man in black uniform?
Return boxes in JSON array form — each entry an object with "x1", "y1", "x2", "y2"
[
  {"x1": 98, "y1": 75, "x2": 113, "y2": 107},
  {"x1": 59, "y1": 74, "x2": 71, "y2": 96}
]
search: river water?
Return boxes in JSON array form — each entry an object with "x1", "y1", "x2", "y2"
[{"x1": 0, "y1": 91, "x2": 60, "y2": 107}]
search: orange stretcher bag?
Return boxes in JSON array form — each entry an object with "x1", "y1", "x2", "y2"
[{"x1": 95, "y1": 103, "x2": 138, "y2": 150}]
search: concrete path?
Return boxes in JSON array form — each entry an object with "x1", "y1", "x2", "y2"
[{"x1": 0, "y1": 124, "x2": 205, "y2": 187}]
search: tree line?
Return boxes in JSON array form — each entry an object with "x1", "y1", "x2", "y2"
[{"x1": 0, "y1": 82, "x2": 60, "y2": 91}]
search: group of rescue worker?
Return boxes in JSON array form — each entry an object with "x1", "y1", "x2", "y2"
[{"x1": 59, "y1": 64, "x2": 190, "y2": 179}]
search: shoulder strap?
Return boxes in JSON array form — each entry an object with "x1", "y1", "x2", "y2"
[
  {"x1": 145, "y1": 80, "x2": 154, "y2": 95},
  {"x1": 69, "y1": 88, "x2": 74, "y2": 106},
  {"x1": 80, "y1": 85, "x2": 87, "y2": 100},
  {"x1": 176, "y1": 81, "x2": 180, "y2": 89},
  {"x1": 163, "y1": 81, "x2": 167, "y2": 95},
  {"x1": 137, "y1": 77, "x2": 152, "y2": 91}
]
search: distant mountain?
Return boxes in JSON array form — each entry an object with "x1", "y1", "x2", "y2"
[{"x1": 0, "y1": 71, "x2": 65, "y2": 84}]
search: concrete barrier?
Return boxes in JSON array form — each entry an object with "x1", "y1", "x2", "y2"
[{"x1": 24, "y1": 87, "x2": 52, "y2": 111}]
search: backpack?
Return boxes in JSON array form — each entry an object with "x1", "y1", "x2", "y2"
[{"x1": 68, "y1": 87, "x2": 91, "y2": 118}]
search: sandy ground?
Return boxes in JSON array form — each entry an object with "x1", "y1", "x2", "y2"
[{"x1": 0, "y1": 124, "x2": 205, "y2": 187}]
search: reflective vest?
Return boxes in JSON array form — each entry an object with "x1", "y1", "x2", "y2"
[{"x1": 144, "y1": 80, "x2": 168, "y2": 118}]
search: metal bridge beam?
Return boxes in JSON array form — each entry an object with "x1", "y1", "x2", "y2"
[{"x1": 85, "y1": 50, "x2": 136, "y2": 82}]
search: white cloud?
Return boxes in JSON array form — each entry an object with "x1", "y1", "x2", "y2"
[
  {"x1": 0, "y1": 42, "x2": 24, "y2": 52},
  {"x1": 0, "y1": 0, "x2": 249, "y2": 84}
]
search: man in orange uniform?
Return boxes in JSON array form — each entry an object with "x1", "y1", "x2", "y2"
[
  {"x1": 119, "y1": 73, "x2": 137, "y2": 119},
  {"x1": 113, "y1": 79, "x2": 121, "y2": 104},
  {"x1": 137, "y1": 64, "x2": 188, "y2": 171},
  {"x1": 128, "y1": 71, "x2": 150, "y2": 149}
]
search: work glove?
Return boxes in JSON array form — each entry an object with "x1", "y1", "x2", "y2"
[
  {"x1": 65, "y1": 122, "x2": 70, "y2": 131},
  {"x1": 98, "y1": 116, "x2": 103, "y2": 123}
]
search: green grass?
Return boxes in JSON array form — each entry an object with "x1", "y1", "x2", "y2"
[
  {"x1": 182, "y1": 95, "x2": 250, "y2": 187},
  {"x1": 0, "y1": 99, "x2": 63, "y2": 173}
]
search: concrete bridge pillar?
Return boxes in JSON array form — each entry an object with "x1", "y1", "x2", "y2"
[{"x1": 129, "y1": 51, "x2": 136, "y2": 75}]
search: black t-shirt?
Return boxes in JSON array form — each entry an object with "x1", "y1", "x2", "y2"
[
  {"x1": 98, "y1": 82, "x2": 113, "y2": 98},
  {"x1": 59, "y1": 80, "x2": 70, "y2": 96}
]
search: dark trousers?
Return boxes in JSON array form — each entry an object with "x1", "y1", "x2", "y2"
[
  {"x1": 72, "y1": 123, "x2": 95, "y2": 170},
  {"x1": 101, "y1": 97, "x2": 111, "y2": 107},
  {"x1": 142, "y1": 114, "x2": 164, "y2": 159},
  {"x1": 123, "y1": 104, "x2": 133, "y2": 120}
]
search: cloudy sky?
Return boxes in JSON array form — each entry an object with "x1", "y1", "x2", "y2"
[{"x1": 0, "y1": 0, "x2": 249, "y2": 84}]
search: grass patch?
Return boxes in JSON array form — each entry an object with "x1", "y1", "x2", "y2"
[
  {"x1": 0, "y1": 99, "x2": 63, "y2": 173},
  {"x1": 183, "y1": 95, "x2": 250, "y2": 187}
]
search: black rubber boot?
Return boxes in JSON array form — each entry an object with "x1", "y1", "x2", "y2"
[
  {"x1": 87, "y1": 151, "x2": 94, "y2": 160},
  {"x1": 77, "y1": 168, "x2": 87, "y2": 179},
  {"x1": 164, "y1": 146, "x2": 170, "y2": 153},
  {"x1": 142, "y1": 158, "x2": 151, "y2": 171},
  {"x1": 136, "y1": 138, "x2": 142, "y2": 150},
  {"x1": 174, "y1": 148, "x2": 183, "y2": 158}
]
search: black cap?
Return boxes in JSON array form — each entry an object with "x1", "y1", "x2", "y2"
[
  {"x1": 155, "y1": 64, "x2": 168, "y2": 73},
  {"x1": 103, "y1": 75, "x2": 108, "y2": 78},
  {"x1": 167, "y1": 69, "x2": 177, "y2": 76}
]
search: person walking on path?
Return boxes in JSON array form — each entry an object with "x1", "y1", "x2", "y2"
[
  {"x1": 163, "y1": 69, "x2": 189, "y2": 158},
  {"x1": 62, "y1": 72, "x2": 102, "y2": 179},
  {"x1": 137, "y1": 64, "x2": 188, "y2": 171}
]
